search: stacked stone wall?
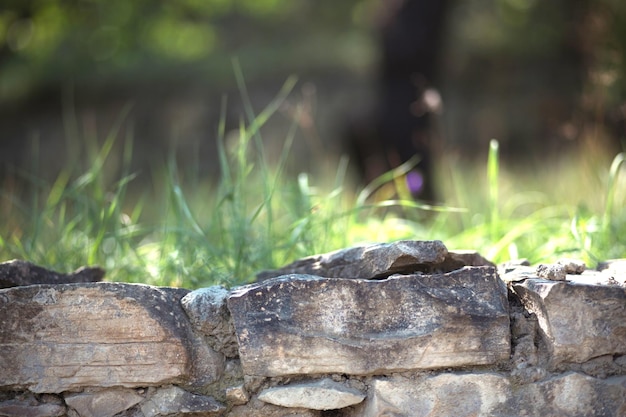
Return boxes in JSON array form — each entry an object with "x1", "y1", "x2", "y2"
[{"x1": 0, "y1": 241, "x2": 625, "y2": 416}]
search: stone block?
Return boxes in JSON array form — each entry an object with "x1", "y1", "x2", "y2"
[
  {"x1": 228, "y1": 266, "x2": 510, "y2": 376},
  {"x1": 354, "y1": 373, "x2": 510, "y2": 417},
  {"x1": 513, "y1": 278, "x2": 626, "y2": 366},
  {"x1": 0, "y1": 283, "x2": 224, "y2": 393}
]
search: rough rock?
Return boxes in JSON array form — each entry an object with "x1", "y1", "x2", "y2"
[
  {"x1": 0, "y1": 282, "x2": 224, "y2": 393},
  {"x1": 353, "y1": 373, "x2": 511, "y2": 417},
  {"x1": 350, "y1": 372, "x2": 626, "y2": 417},
  {"x1": 140, "y1": 386, "x2": 225, "y2": 417},
  {"x1": 228, "y1": 266, "x2": 510, "y2": 376},
  {"x1": 508, "y1": 372, "x2": 626, "y2": 416},
  {"x1": 228, "y1": 397, "x2": 320, "y2": 417},
  {"x1": 0, "y1": 260, "x2": 104, "y2": 288},
  {"x1": 64, "y1": 388, "x2": 143, "y2": 417},
  {"x1": 180, "y1": 286, "x2": 239, "y2": 357},
  {"x1": 513, "y1": 278, "x2": 626, "y2": 366},
  {"x1": 257, "y1": 378, "x2": 365, "y2": 410},
  {"x1": 435, "y1": 249, "x2": 495, "y2": 272},
  {"x1": 0, "y1": 394, "x2": 65, "y2": 417},
  {"x1": 256, "y1": 240, "x2": 448, "y2": 281}
]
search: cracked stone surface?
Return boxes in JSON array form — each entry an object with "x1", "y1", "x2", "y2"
[
  {"x1": 229, "y1": 266, "x2": 510, "y2": 377},
  {"x1": 0, "y1": 283, "x2": 224, "y2": 393}
]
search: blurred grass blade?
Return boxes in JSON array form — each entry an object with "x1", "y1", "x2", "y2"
[{"x1": 488, "y1": 139, "x2": 500, "y2": 241}]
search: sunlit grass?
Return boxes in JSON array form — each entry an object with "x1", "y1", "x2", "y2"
[{"x1": 1, "y1": 81, "x2": 625, "y2": 288}]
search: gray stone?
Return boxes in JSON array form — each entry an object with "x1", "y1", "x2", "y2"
[
  {"x1": 0, "y1": 283, "x2": 224, "y2": 393},
  {"x1": 0, "y1": 395, "x2": 65, "y2": 417},
  {"x1": 64, "y1": 388, "x2": 143, "y2": 417},
  {"x1": 513, "y1": 278, "x2": 626, "y2": 366},
  {"x1": 140, "y1": 386, "x2": 225, "y2": 417},
  {"x1": 256, "y1": 240, "x2": 448, "y2": 280},
  {"x1": 228, "y1": 397, "x2": 320, "y2": 417},
  {"x1": 180, "y1": 286, "x2": 239, "y2": 357},
  {"x1": 228, "y1": 266, "x2": 510, "y2": 377},
  {"x1": 0, "y1": 260, "x2": 104, "y2": 288},
  {"x1": 258, "y1": 378, "x2": 365, "y2": 410},
  {"x1": 536, "y1": 263, "x2": 567, "y2": 281}
]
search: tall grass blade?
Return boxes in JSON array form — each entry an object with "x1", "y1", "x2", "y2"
[{"x1": 488, "y1": 139, "x2": 500, "y2": 241}]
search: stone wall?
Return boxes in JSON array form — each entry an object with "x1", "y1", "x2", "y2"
[{"x1": 0, "y1": 240, "x2": 625, "y2": 417}]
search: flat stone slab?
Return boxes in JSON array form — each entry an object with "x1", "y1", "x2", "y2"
[
  {"x1": 513, "y1": 278, "x2": 626, "y2": 366},
  {"x1": 350, "y1": 372, "x2": 626, "y2": 417},
  {"x1": 257, "y1": 240, "x2": 449, "y2": 280},
  {"x1": 228, "y1": 266, "x2": 510, "y2": 376},
  {"x1": 258, "y1": 378, "x2": 365, "y2": 410},
  {"x1": 0, "y1": 283, "x2": 224, "y2": 393}
]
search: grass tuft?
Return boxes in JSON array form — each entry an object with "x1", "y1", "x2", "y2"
[{"x1": 1, "y1": 83, "x2": 625, "y2": 287}]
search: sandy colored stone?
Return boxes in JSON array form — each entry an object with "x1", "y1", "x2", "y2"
[
  {"x1": 229, "y1": 266, "x2": 510, "y2": 377},
  {"x1": 353, "y1": 373, "x2": 510, "y2": 417},
  {"x1": 0, "y1": 283, "x2": 224, "y2": 393}
]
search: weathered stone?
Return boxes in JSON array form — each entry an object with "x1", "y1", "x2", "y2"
[
  {"x1": 225, "y1": 384, "x2": 249, "y2": 406},
  {"x1": 258, "y1": 378, "x2": 365, "y2": 410},
  {"x1": 536, "y1": 263, "x2": 567, "y2": 281},
  {"x1": 256, "y1": 240, "x2": 448, "y2": 280},
  {"x1": 64, "y1": 388, "x2": 143, "y2": 417},
  {"x1": 0, "y1": 394, "x2": 65, "y2": 417},
  {"x1": 350, "y1": 372, "x2": 626, "y2": 417},
  {"x1": 0, "y1": 283, "x2": 224, "y2": 393},
  {"x1": 140, "y1": 386, "x2": 225, "y2": 417},
  {"x1": 228, "y1": 266, "x2": 510, "y2": 376},
  {"x1": 513, "y1": 278, "x2": 626, "y2": 366},
  {"x1": 353, "y1": 373, "x2": 511, "y2": 417},
  {"x1": 0, "y1": 260, "x2": 104, "y2": 288},
  {"x1": 180, "y1": 286, "x2": 239, "y2": 357},
  {"x1": 508, "y1": 373, "x2": 626, "y2": 417},
  {"x1": 228, "y1": 397, "x2": 320, "y2": 417}
]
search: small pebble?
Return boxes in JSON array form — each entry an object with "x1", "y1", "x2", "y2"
[
  {"x1": 556, "y1": 259, "x2": 586, "y2": 274},
  {"x1": 536, "y1": 264, "x2": 567, "y2": 281}
]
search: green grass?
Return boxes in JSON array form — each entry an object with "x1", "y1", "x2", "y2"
[{"x1": 1, "y1": 82, "x2": 625, "y2": 288}]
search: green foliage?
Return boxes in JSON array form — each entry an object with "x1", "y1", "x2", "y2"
[{"x1": 1, "y1": 82, "x2": 625, "y2": 288}]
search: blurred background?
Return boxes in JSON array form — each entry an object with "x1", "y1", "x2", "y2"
[{"x1": 1, "y1": 0, "x2": 625, "y2": 200}]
